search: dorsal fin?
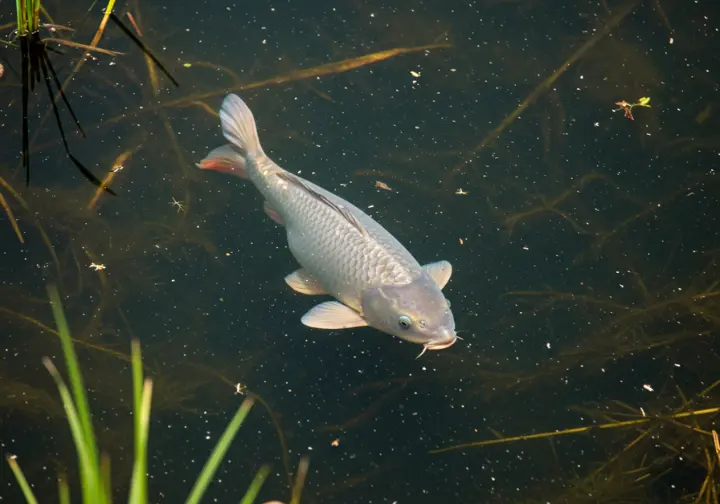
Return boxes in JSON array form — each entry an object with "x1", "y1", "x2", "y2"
[{"x1": 276, "y1": 172, "x2": 368, "y2": 237}]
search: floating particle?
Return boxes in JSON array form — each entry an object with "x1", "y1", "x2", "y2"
[{"x1": 613, "y1": 97, "x2": 651, "y2": 121}]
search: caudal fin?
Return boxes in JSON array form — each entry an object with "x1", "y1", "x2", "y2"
[
  {"x1": 196, "y1": 144, "x2": 248, "y2": 179},
  {"x1": 220, "y1": 94, "x2": 263, "y2": 156}
]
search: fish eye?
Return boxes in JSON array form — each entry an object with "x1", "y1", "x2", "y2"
[{"x1": 398, "y1": 315, "x2": 412, "y2": 329}]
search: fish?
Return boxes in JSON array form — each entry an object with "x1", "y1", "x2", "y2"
[{"x1": 198, "y1": 94, "x2": 457, "y2": 356}]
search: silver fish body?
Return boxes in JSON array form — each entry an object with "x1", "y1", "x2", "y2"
[{"x1": 199, "y1": 94, "x2": 457, "y2": 354}]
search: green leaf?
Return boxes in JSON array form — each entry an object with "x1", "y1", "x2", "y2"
[
  {"x1": 239, "y1": 465, "x2": 271, "y2": 504},
  {"x1": 7, "y1": 456, "x2": 39, "y2": 504},
  {"x1": 185, "y1": 399, "x2": 255, "y2": 504}
]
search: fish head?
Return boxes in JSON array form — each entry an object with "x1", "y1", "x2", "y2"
[{"x1": 361, "y1": 275, "x2": 457, "y2": 351}]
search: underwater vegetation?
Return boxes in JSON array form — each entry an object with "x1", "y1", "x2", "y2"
[
  {"x1": 0, "y1": 0, "x2": 718, "y2": 502},
  {"x1": 7, "y1": 285, "x2": 271, "y2": 504},
  {"x1": 3, "y1": 0, "x2": 177, "y2": 191},
  {"x1": 6, "y1": 285, "x2": 312, "y2": 503}
]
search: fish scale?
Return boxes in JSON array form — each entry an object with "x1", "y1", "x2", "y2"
[{"x1": 264, "y1": 175, "x2": 420, "y2": 311}]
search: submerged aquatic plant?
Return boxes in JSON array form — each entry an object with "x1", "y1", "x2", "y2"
[
  {"x1": 7, "y1": 0, "x2": 178, "y2": 193},
  {"x1": 12, "y1": 0, "x2": 110, "y2": 191},
  {"x1": 5, "y1": 285, "x2": 271, "y2": 504}
]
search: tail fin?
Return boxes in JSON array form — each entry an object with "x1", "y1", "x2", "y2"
[
  {"x1": 220, "y1": 94, "x2": 264, "y2": 156},
  {"x1": 196, "y1": 144, "x2": 248, "y2": 179}
]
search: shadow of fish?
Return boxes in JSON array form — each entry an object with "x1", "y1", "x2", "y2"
[{"x1": 198, "y1": 94, "x2": 457, "y2": 357}]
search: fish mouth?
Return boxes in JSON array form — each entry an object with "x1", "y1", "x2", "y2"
[
  {"x1": 426, "y1": 338, "x2": 457, "y2": 351},
  {"x1": 415, "y1": 332, "x2": 458, "y2": 359}
]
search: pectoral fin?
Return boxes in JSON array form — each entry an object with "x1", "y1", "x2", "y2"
[
  {"x1": 285, "y1": 269, "x2": 327, "y2": 295},
  {"x1": 301, "y1": 301, "x2": 368, "y2": 329},
  {"x1": 423, "y1": 260, "x2": 453, "y2": 289}
]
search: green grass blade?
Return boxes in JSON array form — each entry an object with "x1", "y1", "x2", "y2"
[
  {"x1": 7, "y1": 456, "x2": 39, "y2": 504},
  {"x1": 128, "y1": 339, "x2": 150, "y2": 504},
  {"x1": 185, "y1": 398, "x2": 255, "y2": 504},
  {"x1": 47, "y1": 285, "x2": 100, "y2": 474},
  {"x1": 31, "y1": 0, "x2": 39, "y2": 32},
  {"x1": 290, "y1": 457, "x2": 309, "y2": 504},
  {"x1": 58, "y1": 474, "x2": 70, "y2": 504},
  {"x1": 129, "y1": 378, "x2": 153, "y2": 504},
  {"x1": 131, "y1": 340, "x2": 144, "y2": 448},
  {"x1": 25, "y1": 0, "x2": 33, "y2": 32},
  {"x1": 238, "y1": 465, "x2": 271, "y2": 504},
  {"x1": 101, "y1": 453, "x2": 112, "y2": 503},
  {"x1": 15, "y1": 0, "x2": 22, "y2": 34},
  {"x1": 44, "y1": 358, "x2": 103, "y2": 504}
]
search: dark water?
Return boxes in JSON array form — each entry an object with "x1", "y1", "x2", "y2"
[{"x1": 0, "y1": 0, "x2": 719, "y2": 503}]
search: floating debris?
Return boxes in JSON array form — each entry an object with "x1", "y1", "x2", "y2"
[
  {"x1": 170, "y1": 197, "x2": 186, "y2": 213},
  {"x1": 613, "y1": 97, "x2": 651, "y2": 121},
  {"x1": 375, "y1": 181, "x2": 392, "y2": 191}
]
